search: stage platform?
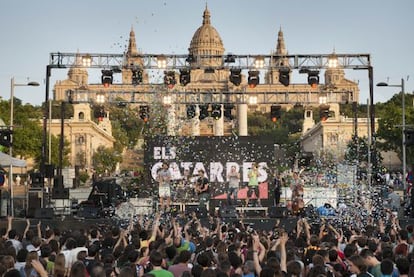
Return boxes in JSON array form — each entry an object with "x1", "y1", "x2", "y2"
[
  {"x1": 0, "y1": 215, "x2": 298, "y2": 234},
  {"x1": 2, "y1": 216, "x2": 414, "y2": 235}
]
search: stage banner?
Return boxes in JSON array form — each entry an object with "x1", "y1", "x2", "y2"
[{"x1": 144, "y1": 136, "x2": 276, "y2": 199}]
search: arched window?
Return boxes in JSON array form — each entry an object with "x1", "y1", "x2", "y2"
[{"x1": 78, "y1": 112, "x2": 85, "y2": 120}]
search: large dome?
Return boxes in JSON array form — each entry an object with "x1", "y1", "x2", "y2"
[{"x1": 189, "y1": 7, "x2": 224, "y2": 66}]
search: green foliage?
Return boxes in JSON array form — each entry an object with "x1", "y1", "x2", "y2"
[
  {"x1": 92, "y1": 146, "x2": 122, "y2": 175},
  {"x1": 376, "y1": 92, "x2": 414, "y2": 165}
]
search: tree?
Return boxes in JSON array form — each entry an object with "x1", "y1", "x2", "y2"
[
  {"x1": 376, "y1": 92, "x2": 414, "y2": 166},
  {"x1": 92, "y1": 146, "x2": 122, "y2": 175}
]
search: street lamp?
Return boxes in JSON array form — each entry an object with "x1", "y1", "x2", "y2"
[
  {"x1": 9, "y1": 77, "x2": 39, "y2": 216},
  {"x1": 377, "y1": 78, "x2": 406, "y2": 190}
]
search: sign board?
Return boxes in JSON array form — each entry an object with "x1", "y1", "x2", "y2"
[{"x1": 144, "y1": 136, "x2": 276, "y2": 199}]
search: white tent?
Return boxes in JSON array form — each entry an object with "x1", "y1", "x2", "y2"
[{"x1": 0, "y1": 152, "x2": 27, "y2": 167}]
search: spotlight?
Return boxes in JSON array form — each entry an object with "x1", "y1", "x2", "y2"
[
  {"x1": 199, "y1": 104, "x2": 210, "y2": 120},
  {"x1": 319, "y1": 105, "x2": 330, "y2": 121},
  {"x1": 270, "y1": 105, "x2": 282, "y2": 122},
  {"x1": 224, "y1": 54, "x2": 236, "y2": 63},
  {"x1": 131, "y1": 68, "x2": 143, "y2": 86},
  {"x1": 180, "y1": 69, "x2": 191, "y2": 86},
  {"x1": 186, "y1": 54, "x2": 196, "y2": 63},
  {"x1": 229, "y1": 69, "x2": 242, "y2": 86},
  {"x1": 224, "y1": 104, "x2": 234, "y2": 120},
  {"x1": 101, "y1": 70, "x2": 113, "y2": 87},
  {"x1": 211, "y1": 104, "x2": 222, "y2": 120},
  {"x1": 139, "y1": 105, "x2": 150, "y2": 122},
  {"x1": 0, "y1": 128, "x2": 12, "y2": 147},
  {"x1": 164, "y1": 71, "x2": 176, "y2": 89},
  {"x1": 186, "y1": 104, "x2": 196, "y2": 119},
  {"x1": 279, "y1": 68, "x2": 290, "y2": 86},
  {"x1": 248, "y1": 71, "x2": 260, "y2": 88},
  {"x1": 94, "y1": 106, "x2": 106, "y2": 121},
  {"x1": 307, "y1": 71, "x2": 320, "y2": 88}
]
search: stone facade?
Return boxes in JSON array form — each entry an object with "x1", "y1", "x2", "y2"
[{"x1": 52, "y1": 6, "x2": 360, "y2": 168}]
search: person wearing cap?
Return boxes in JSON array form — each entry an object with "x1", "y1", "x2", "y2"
[{"x1": 387, "y1": 185, "x2": 401, "y2": 214}]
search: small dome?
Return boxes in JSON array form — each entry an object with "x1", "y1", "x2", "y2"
[{"x1": 189, "y1": 6, "x2": 224, "y2": 66}]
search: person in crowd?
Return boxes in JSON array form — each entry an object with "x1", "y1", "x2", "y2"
[
  {"x1": 156, "y1": 161, "x2": 172, "y2": 212},
  {"x1": 148, "y1": 251, "x2": 173, "y2": 277},
  {"x1": 290, "y1": 171, "x2": 304, "y2": 215},
  {"x1": 387, "y1": 185, "x2": 401, "y2": 215}
]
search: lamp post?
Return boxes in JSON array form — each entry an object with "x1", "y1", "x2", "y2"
[
  {"x1": 9, "y1": 77, "x2": 39, "y2": 216},
  {"x1": 377, "y1": 78, "x2": 406, "y2": 190}
]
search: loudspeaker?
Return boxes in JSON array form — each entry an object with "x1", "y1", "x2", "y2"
[
  {"x1": 52, "y1": 187, "x2": 69, "y2": 199},
  {"x1": 221, "y1": 206, "x2": 238, "y2": 219},
  {"x1": 34, "y1": 208, "x2": 54, "y2": 219},
  {"x1": 30, "y1": 173, "x2": 44, "y2": 187},
  {"x1": 78, "y1": 206, "x2": 99, "y2": 219},
  {"x1": 27, "y1": 191, "x2": 41, "y2": 218},
  {"x1": 269, "y1": 207, "x2": 288, "y2": 218},
  {"x1": 45, "y1": 164, "x2": 55, "y2": 178}
]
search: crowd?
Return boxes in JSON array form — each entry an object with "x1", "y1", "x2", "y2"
[{"x1": 1, "y1": 199, "x2": 414, "y2": 277}]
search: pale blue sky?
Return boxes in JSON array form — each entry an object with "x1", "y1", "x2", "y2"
[{"x1": 0, "y1": 0, "x2": 413, "y2": 106}]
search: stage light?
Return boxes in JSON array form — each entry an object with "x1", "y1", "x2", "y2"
[
  {"x1": 82, "y1": 54, "x2": 92, "y2": 67},
  {"x1": 0, "y1": 129, "x2": 12, "y2": 147},
  {"x1": 186, "y1": 54, "x2": 196, "y2": 63},
  {"x1": 186, "y1": 104, "x2": 196, "y2": 119},
  {"x1": 224, "y1": 54, "x2": 236, "y2": 63},
  {"x1": 101, "y1": 70, "x2": 113, "y2": 87},
  {"x1": 229, "y1": 69, "x2": 242, "y2": 86},
  {"x1": 139, "y1": 105, "x2": 149, "y2": 122},
  {"x1": 157, "y1": 55, "x2": 167, "y2": 69},
  {"x1": 405, "y1": 130, "x2": 414, "y2": 146},
  {"x1": 164, "y1": 71, "x2": 176, "y2": 89},
  {"x1": 254, "y1": 56, "x2": 265, "y2": 69},
  {"x1": 211, "y1": 104, "x2": 222, "y2": 120},
  {"x1": 307, "y1": 71, "x2": 320, "y2": 88},
  {"x1": 180, "y1": 69, "x2": 191, "y2": 86},
  {"x1": 94, "y1": 106, "x2": 106, "y2": 121},
  {"x1": 270, "y1": 105, "x2": 282, "y2": 122},
  {"x1": 131, "y1": 68, "x2": 143, "y2": 86},
  {"x1": 279, "y1": 68, "x2": 290, "y2": 86},
  {"x1": 224, "y1": 104, "x2": 234, "y2": 120},
  {"x1": 199, "y1": 104, "x2": 209, "y2": 120},
  {"x1": 248, "y1": 71, "x2": 260, "y2": 88},
  {"x1": 319, "y1": 105, "x2": 330, "y2": 121}
]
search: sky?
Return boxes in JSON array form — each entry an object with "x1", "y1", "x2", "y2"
[{"x1": 0, "y1": 0, "x2": 413, "y2": 106}]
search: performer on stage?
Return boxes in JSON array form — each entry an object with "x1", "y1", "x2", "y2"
[
  {"x1": 273, "y1": 170, "x2": 282, "y2": 207},
  {"x1": 195, "y1": 169, "x2": 210, "y2": 209},
  {"x1": 246, "y1": 162, "x2": 261, "y2": 207},
  {"x1": 227, "y1": 165, "x2": 240, "y2": 206},
  {"x1": 156, "y1": 161, "x2": 172, "y2": 212},
  {"x1": 290, "y1": 171, "x2": 304, "y2": 214}
]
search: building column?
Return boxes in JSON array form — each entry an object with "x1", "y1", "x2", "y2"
[
  {"x1": 214, "y1": 105, "x2": 224, "y2": 136},
  {"x1": 238, "y1": 104, "x2": 248, "y2": 136},
  {"x1": 167, "y1": 104, "x2": 176, "y2": 136},
  {"x1": 191, "y1": 105, "x2": 200, "y2": 136}
]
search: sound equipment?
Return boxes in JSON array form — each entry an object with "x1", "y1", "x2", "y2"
[
  {"x1": 30, "y1": 173, "x2": 44, "y2": 188},
  {"x1": 269, "y1": 206, "x2": 288, "y2": 218},
  {"x1": 45, "y1": 164, "x2": 55, "y2": 178},
  {"x1": 27, "y1": 190, "x2": 41, "y2": 218},
  {"x1": 77, "y1": 206, "x2": 100, "y2": 219},
  {"x1": 34, "y1": 208, "x2": 54, "y2": 219},
  {"x1": 52, "y1": 187, "x2": 69, "y2": 199},
  {"x1": 221, "y1": 206, "x2": 238, "y2": 219}
]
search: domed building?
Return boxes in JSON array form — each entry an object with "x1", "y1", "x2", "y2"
[{"x1": 51, "y1": 6, "x2": 361, "y2": 175}]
